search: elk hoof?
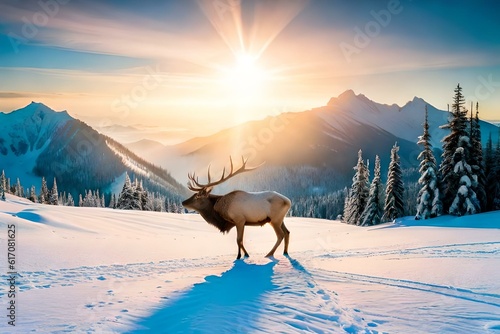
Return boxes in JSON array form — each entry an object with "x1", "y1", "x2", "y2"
[{"x1": 244, "y1": 253, "x2": 250, "y2": 258}]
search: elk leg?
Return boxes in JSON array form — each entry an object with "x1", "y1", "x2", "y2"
[
  {"x1": 265, "y1": 223, "x2": 285, "y2": 258},
  {"x1": 281, "y1": 222, "x2": 290, "y2": 255},
  {"x1": 236, "y1": 225, "x2": 249, "y2": 260}
]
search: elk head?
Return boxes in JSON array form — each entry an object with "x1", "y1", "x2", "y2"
[{"x1": 181, "y1": 156, "x2": 259, "y2": 211}]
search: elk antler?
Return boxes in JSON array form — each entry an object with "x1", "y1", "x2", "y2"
[{"x1": 187, "y1": 156, "x2": 262, "y2": 192}]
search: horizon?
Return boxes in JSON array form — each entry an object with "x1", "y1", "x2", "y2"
[
  {"x1": 1, "y1": 0, "x2": 500, "y2": 142},
  {"x1": 2, "y1": 87, "x2": 500, "y2": 146}
]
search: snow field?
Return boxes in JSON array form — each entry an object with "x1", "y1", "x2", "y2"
[{"x1": 1, "y1": 194, "x2": 499, "y2": 333}]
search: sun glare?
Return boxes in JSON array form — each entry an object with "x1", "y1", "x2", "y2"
[{"x1": 221, "y1": 53, "x2": 270, "y2": 104}]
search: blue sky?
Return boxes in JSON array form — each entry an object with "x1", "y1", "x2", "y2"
[{"x1": 0, "y1": 0, "x2": 499, "y2": 138}]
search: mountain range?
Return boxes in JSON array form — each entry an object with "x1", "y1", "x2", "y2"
[
  {"x1": 1, "y1": 91, "x2": 498, "y2": 205},
  {"x1": 0, "y1": 102, "x2": 186, "y2": 203},
  {"x1": 127, "y1": 90, "x2": 499, "y2": 190}
]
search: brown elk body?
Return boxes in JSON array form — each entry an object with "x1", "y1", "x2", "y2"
[{"x1": 182, "y1": 157, "x2": 291, "y2": 259}]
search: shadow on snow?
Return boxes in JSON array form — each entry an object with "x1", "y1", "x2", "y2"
[{"x1": 127, "y1": 260, "x2": 278, "y2": 333}]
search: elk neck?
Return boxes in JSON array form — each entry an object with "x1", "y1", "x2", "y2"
[{"x1": 198, "y1": 194, "x2": 235, "y2": 234}]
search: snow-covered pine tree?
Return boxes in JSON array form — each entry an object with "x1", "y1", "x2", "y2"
[
  {"x1": 469, "y1": 103, "x2": 486, "y2": 210},
  {"x1": 101, "y1": 194, "x2": 105, "y2": 208},
  {"x1": 0, "y1": 170, "x2": 5, "y2": 201},
  {"x1": 383, "y1": 143, "x2": 405, "y2": 222},
  {"x1": 78, "y1": 194, "x2": 83, "y2": 207},
  {"x1": 448, "y1": 146, "x2": 481, "y2": 215},
  {"x1": 15, "y1": 178, "x2": 23, "y2": 197},
  {"x1": 415, "y1": 106, "x2": 442, "y2": 219},
  {"x1": 490, "y1": 138, "x2": 500, "y2": 210},
  {"x1": 343, "y1": 149, "x2": 370, "y2": 225},
  {"x1": 50, "y1": 178, "x2": 59, "y2": 205},
  {"x1": 117, "y1": 172, "x2": 141, "y2": 210},
  {"x1": 137, "y1": 180, "x2": 152, "y2": 211},
  {"x1": 360, "y1": 155, "x2": 384, "y2": 226},
  {"x1": 58, "y1": 192, "x2": 65, "y2": 205},
  {"x1": 6, "y1": 178, "x2": 11, "y2": 194},
  {"x1": 131, "y1": 178, "x2": 142, "y2": 210},
  {"x1": 109, "y1": 194, "x2": 115, "y2": 209},
  {"x1": 40, "y1": 177, "x2": 49, "y2": 204},
  {"x1": 484, "y1": 133, "x2": 495, "y2": 211},
  {"x1": 343, "y1": 192, "x2": 351, "y2": 221},
  {"x1": 152, "y1": 193, "x2": 165, "y2": 212},
  {"x1": 439, "y1": 84, "x2": 469, "y2": 212},
  {"x1": 165, "y1": 198, "x2": 173, "y2": 213},
  {"x1": 66, "y1": 193, "x2": 75, "y2": 206},
  {"x1": 81, "y1": 190, "x2": 90, "y2": 207},
  {"x1": 95, "y1": 190, "x2": 101, "y2": 207},
  {"x1": 29, "y1": 185, "x2": 37, "y2": 203}
]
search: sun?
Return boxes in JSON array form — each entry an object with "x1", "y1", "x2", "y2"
[{"x1": 221, "y1": 53, "x2": 270, "y2": 104}]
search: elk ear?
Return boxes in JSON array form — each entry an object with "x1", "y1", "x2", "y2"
[{"x1": 205, "y1": 186, "x2": 213, "y2": 194}]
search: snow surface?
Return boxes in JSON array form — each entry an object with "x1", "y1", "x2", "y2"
[{"x1": 1, "y1": 194, "x2": 499, "y2": 333}]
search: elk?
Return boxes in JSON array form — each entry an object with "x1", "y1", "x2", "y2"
[{"x1": 182, "y1": 157, "x2": 291, "y2": 259}]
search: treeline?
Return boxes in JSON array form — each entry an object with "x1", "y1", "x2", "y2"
[{"x1": 0, "y1": 171, "x2": 184, "y2": 213}]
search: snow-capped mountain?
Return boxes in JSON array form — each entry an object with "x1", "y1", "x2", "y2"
[
  {"x1": 0, "y1": 102, "x2": 186, "y2": 201},
  {"x1": 322, "y1": 89, "x2": 498, "y2": 149}
]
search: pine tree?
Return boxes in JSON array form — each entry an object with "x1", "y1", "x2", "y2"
[
  {"x1": 95, "y1": 190, "x2": 101, "y2": 207},
  {"x1": 448, "y1": 147, "x2": 481, "y2": 215},
  {"x1": 15, "y1": 178, "x2": 23, "y2": 197},
  {"x1": 343, "y1": 192, "x2": 350, "y2": 220},
  {"x1": 137, "y1": 180, "x2": 153, "y2": 211},
  {"x1": 415, "y1": 106, "x2": 442, "y2": 219},
  {"x1": 109, "y1": 194, "x2": 115, "y2": 209},
  {"x1": 40, "y1": 177, "x2": 49, "y2": 204},
  {"x1": 383, "y1": 143, "x2": 405, "y2": 221},
  {"x1": 59, "y1": 192, "x2": 65, "y2": 205},
  {"x1": 66, "y1": 193, "x2": 74, "y2": 206},
  {"x1": 79, "y1": 194, "x2": 83, "y2": 207},
  {"x1": 484, "y1": 132, "x2": 498, "y2": 211},
  {"x1": 132, "y1": 178, "x2": 142, "y2": 210},
  {"x1": 50, "y1": 178, "x2": 59, "y2": 205},
  {"x1": 117, "y1": 172, "x2": 141, "y2": 210},
  {"x1": 343, "y1": 150, "x2": 370, "y2": 225},
  {"x1": 439, "y1": 84, "x2": 469, "y2": 212},
  {"x1": 490, "y1": 138, "x2": 500, "y2": 210},
  {"x1": 360, "y1": 155, "x2": 384, "y2": 226},
  {"x1": 469, "y1": 103, "x2": 486, "y2": 211},
  {"x1": 0, "y1": 170, "x2": 6, "y2": 201},
  {"x1": 29, "y1": 185, "x2": 37, "y2": 203}
]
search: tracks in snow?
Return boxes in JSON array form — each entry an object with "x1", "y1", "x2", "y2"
[
  {"x1": 318, "y1": 241, "x2": 500, "y2": 260},
  {"x1": 0, "y1": 257, "x2": 229, "y2": 294},
  {"x1": 311, "y1": 268, "x2": 500, "y2": 308}
]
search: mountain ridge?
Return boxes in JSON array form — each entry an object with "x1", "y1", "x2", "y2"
[{"x1": 0, "y1": 102, "x2": 187, "y2": 203}]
